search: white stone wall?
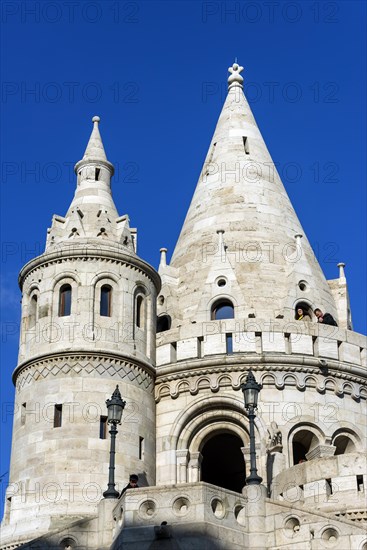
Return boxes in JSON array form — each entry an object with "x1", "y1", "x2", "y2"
[
  {"x1": 155, "y1": 323, "x2": 366, "y2": 514},
  {"x1": 18, "y1": 243, "x2": 158, "y2": 365},
  {"x1": 5, "y1": 365, "x2": 156, "y2": 526},
  {"x1": 5, "y1": 364, "x2": 156, "y2": 528}
]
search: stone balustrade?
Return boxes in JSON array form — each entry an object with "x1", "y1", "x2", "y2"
[
  {"x1": 272, "y1": 452, "x2": 366, "y2": 510},
  {"x1": 156, "y1": 321, "x2": 366, "y2": 369}
]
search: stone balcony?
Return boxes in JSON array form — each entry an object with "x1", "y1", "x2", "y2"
[
  {"x1": 272, "y1": 452, "x2": 367, "y2": 514},
  {"x1": 156, "y1": 320, "x2": 366, "y2": 370},
  {"x1": 109, "y1": 481, "x2": 367, "y2": 549}
]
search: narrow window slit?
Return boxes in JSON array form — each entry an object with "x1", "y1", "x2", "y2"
[
  {"x1": 100, "y1": 416, "x2": 108, "y2": 439},
  {"x1": 243, "y1": 137, "x2": 250, "y2": 154},
  {"x1": 326, "y1": 478, "x2": 333, "y2": 495},
  {"x1": 357, "y1": 475, "x2": 364, "y2": 492},
  {"x1": 139, "y1": 436, "x2": 144, "y2": 459},
  {"x1": 100, "y1": 285, "x2": 112, "y2": 317},
  {"x1": 21, "y1": 403, "x2": 26, "y2": 425},
  {"x1": 226, "y1": 333, "x2": 233, "y2": 354},
  {"x1": 54, "y1": 404, "x2": 62, "y2": 428},
  {"x1": 59, "y1": 285, "x2": 72, "y2": 317}
]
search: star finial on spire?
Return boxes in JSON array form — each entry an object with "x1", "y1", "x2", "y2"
[{"x1": 228, "y1": 62, "x2": 244, "y2": 90}]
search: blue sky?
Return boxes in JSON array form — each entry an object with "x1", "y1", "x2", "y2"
[{"x1": 0, "y1": 1, "x2": 366, "y2": 517}]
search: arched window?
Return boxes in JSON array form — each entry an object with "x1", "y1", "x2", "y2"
[
  {"x1": 100, "y1": 285, "x2": 112, "y2": 317},
  {"x1": 292, "y1": 429, "x2": 319, "y2": 464},
  {"x1": 157, "y1": 315, "x2": 171, "y2": 333},
  {"x1": 295, "y1": 301, "x2": 313, "y2": 321},
  {"x1": 211, "y1": 299, "x2": 234, "y2": 320},
  {"x1": 29, "y1": 294, "x2": 38, "y2": 328},
  {"x1": 136, "y1": 294, "x2": 145, "y2": 328},
  {"x1": 59, "y1": 284, "x2": 72, "y2": 317},
  {"x1": 333, "y1": 434, "x2": 356, "y2": 455}
]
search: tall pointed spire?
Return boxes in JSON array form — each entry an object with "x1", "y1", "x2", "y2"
[
  {"x1": 74, "y1": 115, "x2": 114, "y2": 173},
  {"x1": 159, "y1": 62, "x2": 339, "y2": 324},
  {"x1": 45, "y1": 116, "x2": 135, "y2": 253}
]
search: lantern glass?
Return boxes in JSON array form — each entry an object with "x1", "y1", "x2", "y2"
[
  {"x1": 107, "y1": 402, "x2": 123, "y2": 424},
  {"x1": 244, "y1": 386, "x2": 258, "y2": 408},
  {"x1": 242, "y1": 370, "x2": 262, "y2": 409}
]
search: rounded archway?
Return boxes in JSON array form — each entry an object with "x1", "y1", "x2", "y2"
[
  {"x1": 291, "y1": 429, "x2": 319, "y2": 464},
  {"x1": 201, "y1": 433, "x2": 245, "y2": 493}
]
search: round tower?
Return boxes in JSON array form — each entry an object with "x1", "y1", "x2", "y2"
[
  {"x1": 155, "y1": 64, "x2": 366, "y2": 521},
  {"x1": 2, "y1": 117, "x2": 160, "y2": 544}
]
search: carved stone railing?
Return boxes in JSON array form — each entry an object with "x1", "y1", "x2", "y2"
[{"x1": 156, "y1": 320, "x2": 366, "y2": 370}]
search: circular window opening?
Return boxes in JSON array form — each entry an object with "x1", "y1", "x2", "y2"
[
  {"x1": 59, "y1": 538, "x2": 76, "y2": 550},
  {"x1": 139, "y1": 499, "x2": 156, "y2": 518},
  {"x1": 217, "y1": 278, "x2": 227, "y2": 287},
  {"x1": 284, "y1": 516, "x2": 300, "y2": 538},
  {"x1": 298, "y1": 280, "x2": 308, "y2": 292},
  {"x1": 172, "y1": 497, "x2": 190, "y2": 516},
  {"x1": 321, "y1": 527, "x2": 339, "y2": 545},
  {"x1": 234, "y1": 504, "x2": 246, "y2": 526},
  {"x1": 211, "y1": 498, "x2": 225, "y2": 519}
]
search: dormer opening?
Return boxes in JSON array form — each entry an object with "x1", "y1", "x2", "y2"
[
  {"x1": 295, "y1": 301, "x2": 313, "y2": 321},
  {"x1": 157, "y1": 314, "x2": 171, "y2": 333},
  {"x1": 211, "y1": 299, "x2": 234, "y2": 320},
  {"x1": 243, "y1": 137, "x2": 250, "y2": 154}
]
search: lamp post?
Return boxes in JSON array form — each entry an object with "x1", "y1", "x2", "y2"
[
  {"x1": 103, "y1": 385, "x2": 126, "y2": 499},
  {"x1": 241, "y1": 370, "x2": 262, "y2": 485}
]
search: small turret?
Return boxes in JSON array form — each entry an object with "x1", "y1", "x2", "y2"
[
  {"x1": 46, "y1": 116, "x2": 134, "y2": 253},
  {"x1": 3, "y1": 116, "x2": 160, "y2": 545}
]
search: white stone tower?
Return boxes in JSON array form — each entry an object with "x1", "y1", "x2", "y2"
[
  {"x1": 154, "y1": 63, "x2": 366, "y2": 542},
  {"x1": 2, "y1": 117, "x2": 160, "y2": 545},
  {"x1": 1, "y1": 64, "x2": 365, "y2": 550}
]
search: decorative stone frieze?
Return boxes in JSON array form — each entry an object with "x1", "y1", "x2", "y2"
[{"x1": 15, "y1": 353, "x2": 155, "y2": 392}]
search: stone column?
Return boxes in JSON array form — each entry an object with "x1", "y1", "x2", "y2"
[
  {"x1": 267, "y1": 450, "x2": 285, "y2": 487},
  {"x1": 242, "y1": 484, "x2": 267, "y2": 550},
  {"x1": 188, "y1": 452, "x2": 203, "y2": 483},
  {"x1": 176, "y1": 449, "x2": 189, "y2": 483},
  {"x1": 97, "y1": 498, "x2": 118, "y2": 549}
]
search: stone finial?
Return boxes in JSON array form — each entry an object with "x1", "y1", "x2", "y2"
[
  {"x1": 294, "y1": 234, "x2": 303, "y2": 252},
  {"x1": 76, "y1": 114, "x2": 110, "y2": 166},
  {"x1": 228, "y1": 62, "x2": 244, "y2": 90},
  {"x1": 160, "y1": 248, "x2": 168, "y2": 268},
  {"x1": 337, "y1": 262, "x2": 346, "y2": 279}
]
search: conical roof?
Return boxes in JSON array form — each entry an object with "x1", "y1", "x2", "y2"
[
  {"x1": 160, "y1": 63, "x2": 338, "y2": 323},
  {"x1": 80, "y1": 115, "x2": 109, "y2": 163},
  {"x1": 45, "y1": 117, "x2": 135, "y2": 253}
]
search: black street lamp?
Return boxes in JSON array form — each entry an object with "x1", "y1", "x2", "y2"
[
  {"x1": 241, "y1": 370, "x2": 263, "y2": 486},
  {"x1": 103, "y1": 385, "x2": 126, "y2": 499}
]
